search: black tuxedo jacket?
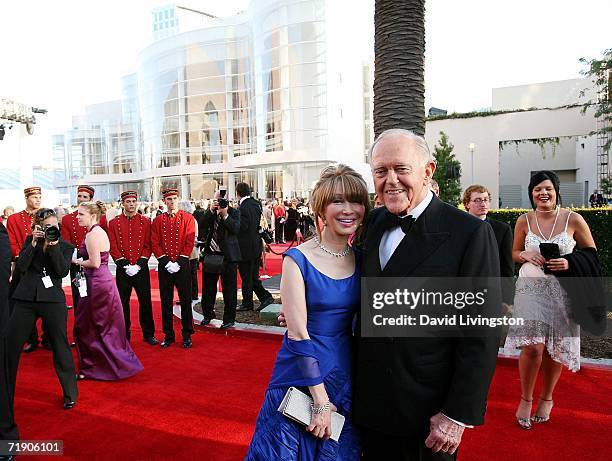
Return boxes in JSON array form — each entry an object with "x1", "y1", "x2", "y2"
[
  {"x1": 354, "y1": 196, "x2": 501, "y2": 436},
  {"x1": 487, "y1": 217, "x2": 514, "y2": 303},
  {"x1": 11, "y1": 235, "x2": 73, "y2": 303},
  {"x1": 196, "y1": 207, "x2": 242, "y2": 263},
  {"x1": 0, "y1": 223, "x2": 11, "y2": 334},
  {"x1": 237, "y1": 197, "x2": 263, "y2": 261}
]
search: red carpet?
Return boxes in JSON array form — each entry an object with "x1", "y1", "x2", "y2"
[{"x1": 11, "y1": 249, "x2": 612, "y2": 460}]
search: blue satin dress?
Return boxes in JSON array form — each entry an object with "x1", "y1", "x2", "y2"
[{"x1": 245, "y1": 248, "x2": 361, "y2": 461}]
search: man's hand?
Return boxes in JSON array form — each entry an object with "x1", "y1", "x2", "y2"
[{"x1": 425, "y1": 413, "x2": 464, "y2": 455}]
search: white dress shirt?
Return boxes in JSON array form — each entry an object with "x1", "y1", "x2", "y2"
[{"x1": 379, "y1": 190, "x2": 434, "y2": 270}]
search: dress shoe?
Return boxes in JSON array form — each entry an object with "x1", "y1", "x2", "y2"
[
  {"x1": 236, "y1": 304, "x2": 254, "y2": 312},
  {"x1": 63, "y1": 400, "x2": 77, "y2": 410},
  {"x1": 70, "y1": 341, "x2": 76, "y2": 348},
  {"x1": 23, "y1": 342, "x2": 38, "y2": 353},
  {"x1": 220, "y1": 322, "x2": 235, "y2": 329},
  {"x1": 67, "y1": 304, "x2": 73, "y2": 310},
  {"x1": 160, "y1": 338, "x2": 175, "y2": 348},
  {"x1": 256, "y1": 297, "x2": 274, "y2": 311},
  {"x1": 200, "y1": 318, "x2": 212, "y2": 326},
  {"x1": 182, "y1": 337, "x2": 193, "y2": 349},
  {"x1": 144, "y1": 336, "x2": 159, "y2": 346},
  {"x1": 76, "y1": 373, "x2": 86, "y2": 381}
]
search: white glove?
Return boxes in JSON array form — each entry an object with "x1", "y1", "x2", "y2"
[
  {"x1": 125, "y1": 265, "x2": 141, "y2": 277},
  {"x1": 165, "y1": 261, "x2": 180, "y2": 273}
]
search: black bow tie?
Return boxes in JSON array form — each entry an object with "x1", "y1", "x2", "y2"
[{"x1": 382, "y1": 210, "x2": 416, "y2": 234}]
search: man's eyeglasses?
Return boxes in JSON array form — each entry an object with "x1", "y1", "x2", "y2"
[
  {"x1": 470, "y1": 198, "x2": 490, "y2": 204},
  {"x1": 36, "y1": 209, "x2": 56, "y2": 220}
]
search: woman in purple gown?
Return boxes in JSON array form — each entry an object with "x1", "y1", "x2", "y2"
[{"x1": 72, "y1": 201, "x2": 143, "y2": 380}]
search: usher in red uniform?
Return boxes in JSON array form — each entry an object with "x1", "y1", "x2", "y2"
[
  {"x1": 108, "y1": 207, "x2": 156, "y2": 341},
  {"x1": 6, "y1": 210, "x2": 34, "y2": 259},
  {"x1": 151, "y1": 202, "x2": 196, "y2": 345}
]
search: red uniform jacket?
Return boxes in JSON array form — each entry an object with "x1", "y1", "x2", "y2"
[
  {"x1": 6, "y1": 210, "x2": 34, "y2": 258},
  {"x1": 61, "y1": 210, "x2": 108, "y2": 248},
  {"x1": 151, "y1": 210, "x2": 195, "y2": 263},
  {"x1": 108, "y1": 213, "x2": 152, "y2": 265}
]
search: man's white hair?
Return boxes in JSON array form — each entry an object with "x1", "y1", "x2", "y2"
[{"x1": 367, "y1": 129, "x2": 435, "y2": 166}]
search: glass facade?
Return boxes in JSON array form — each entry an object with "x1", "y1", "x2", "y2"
[{"x1": 54, "y1": 0, "x2": 370, "y2": 203}]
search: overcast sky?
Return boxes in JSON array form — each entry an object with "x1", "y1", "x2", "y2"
[{"x1": 0, "y1": 0, "x2": 609, "y2": 164}]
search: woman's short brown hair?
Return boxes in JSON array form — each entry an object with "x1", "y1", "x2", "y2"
[{"x1": 310, "y1": 164, "x2": 370, "y2": 239}]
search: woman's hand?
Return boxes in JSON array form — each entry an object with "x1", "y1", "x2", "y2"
[
  {"x1": 520, "y1": 250, "x2": 546, "y2": 267},
  {"x1": 31, "y1": 226, "x2": 45, "y2": 246},
  {"x1": 546, "y1": 257, "x2": 569, "y2": 271},
  {"x1": 306, "y1": 402, "x2": 338, "y2": 440}
]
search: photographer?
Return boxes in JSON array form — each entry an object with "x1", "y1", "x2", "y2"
[
  {"x1": 6, "y1": 209, "x2": 78, "y2": 410},
  {"x1": 196, "y1": 189, "x2": 241, "y2": 329}
]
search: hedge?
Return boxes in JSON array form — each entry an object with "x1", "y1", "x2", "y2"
[{"x1": 488, "y1": 207, "x2": 612, "y2": 276}]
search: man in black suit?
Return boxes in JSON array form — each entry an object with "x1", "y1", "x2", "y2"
[
  {"x1": 355, "y1": 129, "x2": 500, "y2": 460},
  {"x1": 463, "y1": 185, "x2": 514, "y2": 307},
  {"x1": 196, "y1": 190, "x2": 241, "y2": 329},
  {"x1": 0, "y1": 221, "x2": 19, "y2": 453},
  {"x1": 235, "y1": 183, "x2": 274, "y2": 312}
]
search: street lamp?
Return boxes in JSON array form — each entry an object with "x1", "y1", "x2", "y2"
[{"x1": 469, "y1": 143, "x2": 476, "y2": 184}]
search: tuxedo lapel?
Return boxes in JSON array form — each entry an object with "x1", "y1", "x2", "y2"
[{"x1": 362, "y1": 209, "x2": 387, "y2": 276}]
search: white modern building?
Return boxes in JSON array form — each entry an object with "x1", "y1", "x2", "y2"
[
  {"x1": 424, "y1": 78, "x2": 604, "y2": 208},
  {"x1": 55, "y1": 0, "x2": 373, "y2": 202}
]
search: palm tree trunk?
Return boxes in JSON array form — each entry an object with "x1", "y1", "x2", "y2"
[{"x1": 374, "y1": 0, "x2": 426, "y2": 137}]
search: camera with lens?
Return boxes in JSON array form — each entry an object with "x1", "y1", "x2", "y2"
[
  {"x1": 217, "y1": 198, "x2": 229, "y2": 209},
  {"x1": 44, "y1": 224, "x2": 61, "y2": 242}
]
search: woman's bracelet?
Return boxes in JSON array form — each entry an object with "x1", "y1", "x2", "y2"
[{"x1": 311, "y1": 401, "x2": 331, "y2": 415}]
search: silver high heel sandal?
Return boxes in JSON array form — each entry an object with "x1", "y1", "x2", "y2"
[
  {"x1": 516, "y1": 396, "x2": 533, "y2": 430},
  {"x1": 531, "y1": 398, "x2": 554, "y2": 423}
]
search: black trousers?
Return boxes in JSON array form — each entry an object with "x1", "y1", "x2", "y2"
[
  {"x1": 116, "y1": 266, "x2": 155, "y2": 340},
  {"x1": 238, "y1": 257, "x2": 271, "y2": 308},
  {"x1": 274, "y1": 218, "x2": 285, "y2": 243},
  {"x1": 0, "y1": 336, "x2": 18, "y2": 440},
  {"x1": 158, "y1": 264, "x2": 193, "y2": 341},
  {"x1": 190, "y1": 259, "x2": 199, "y2": 300},
  {"x1": 201, "y1": 262, "x2": 238, "y2": 324},
  {"x1": 361, "y1": 427, "x2": 457, "y2": 461},
  {"x1": 10, "y1": 268, "x2": 49, "y2": 347},
  {"x1": 7, "y1": 301, "x2": 78, "y2": 403}
]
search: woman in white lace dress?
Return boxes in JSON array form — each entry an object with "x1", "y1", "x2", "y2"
[{"x1": 505, "y1": 171, "x2": 596, "y2": 430}]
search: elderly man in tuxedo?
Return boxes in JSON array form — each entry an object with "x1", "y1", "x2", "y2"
[{"x1": 355, "y1": 129, "x2": 500, "y2": 460}]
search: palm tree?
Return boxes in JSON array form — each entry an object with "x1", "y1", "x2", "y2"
[{"x1": 373, "y1": 0, "x2": 426, "y2": 137}]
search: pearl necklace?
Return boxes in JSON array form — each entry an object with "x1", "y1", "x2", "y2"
[{"x1": 313, "y1": 235, "x2": 350, "y2": 258}]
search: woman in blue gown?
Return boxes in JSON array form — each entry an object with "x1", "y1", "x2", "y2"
[{"x1": 246, "y1": 165, "x2": 370, "y2": 461}]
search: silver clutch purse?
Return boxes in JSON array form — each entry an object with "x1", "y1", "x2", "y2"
[{"x1": 277, "y1": 386, "x2": 345, "y2": 442}]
